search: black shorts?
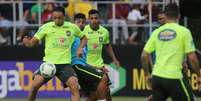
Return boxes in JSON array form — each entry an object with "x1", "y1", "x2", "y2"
[
  {"x1": 72, "y1": 64, "x2": 104, "y2": 96},
  {"x1": 34, "y1": 64, "x2": 77, "y2": 87},
  {"x1": 152, "y1": 75, "x2": 196, "y2": 101}
]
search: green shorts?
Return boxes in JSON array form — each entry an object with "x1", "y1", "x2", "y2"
[
  {"x1": 34, "y1": 64, "x2": 77, "y2": 87},
  {"x1": 72, "y1": 64, "x2": 104, "y2": 96}
]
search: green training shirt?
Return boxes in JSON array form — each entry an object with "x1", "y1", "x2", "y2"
[
  {"x1": 83, "y1": 25, "x2": 109, "y2": 68},
  {"x1": 34, "y1": 21, "x2": 83, "y2": 64},
  {"x1": 144, "y1": 23, "x2": 195, "y2": 79}
]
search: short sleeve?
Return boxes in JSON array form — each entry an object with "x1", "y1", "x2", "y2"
[
  {"x1": 34, "y1": 25, "x2": 46, "y2": 40},
  {"x1": 72, "y1": 24, "x2": 83, "y2": 38},
  {"x1": 144, "y1": 31, "x2": 156, "y2": 53},
  {"x1": 104, "y1": 30, "x2": 110, "y2": 44},
  {"x1": 184, "y1": 29, "x2": 196, "y2": 53}
]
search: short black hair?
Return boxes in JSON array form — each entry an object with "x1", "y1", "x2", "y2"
[
  {"x1": 88, "y1": 9, "x2": 99, "y2": 16},
  {"x1": 53, "y1": 6, "x2": 65, "y2": 15},
  {"x1": 74, "y1": 13, "x2": 86, "y2": 21},
  {"x1": 164, "y1": 3, "x2": 179, "y2": 19}
]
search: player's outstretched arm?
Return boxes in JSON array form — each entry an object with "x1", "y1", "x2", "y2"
[
  {"x1": 141, "y1": 50, "x2": 152, "y2": 76},
  {"x1": 77, "y1": 35, "x2": 87, "y2": 58},
  {"x1": 22, "y1": 36, "x2": 39, "y2": 47},
  {"x1": 105, "y1": 44, "x2": 120, "y2": 68},
  {"x1": 141, "y1": 50, "x2": 152, "y2": 87},
  {"x1": 187, "y1": 52, "x2": 201, "y2": 91}
]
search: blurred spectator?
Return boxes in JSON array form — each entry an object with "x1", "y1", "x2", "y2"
[
  {"x1": 127, "y1": 4, "x2": 147, "y2": 45},
  {"x1": 31, "y1": 0, "x2": 45, "y2": 24},
  {"x1": 142, "y1": 0, "x2": 160, "y2": 22},
  {"x1": 142, "y1": 0, "x2": 160, "y2": 38},
  {"x1": 66, "y1": 0, "x2": 95, "y2": 21},
  {"x1": 0, "y1": 0, "x2": 13, "y2": 21},
  {"x1": 22, "y1": 0, "x2": 35, "y2": 22},
  {"x1": 15, "y1": 19, "x2": 29, "y2": 44},
  {"x1": 107, "y1": 1, "x2": 130, "y2": 44},
  {"x1": 157, "y1": 11, "x2": 166, "y2": 26},
  {"x1": 0, "y1": 14, "x2": 12, "y2": 45},
  {"x1": 42, "y1": 0, "x2": 55, "y2": 23}
]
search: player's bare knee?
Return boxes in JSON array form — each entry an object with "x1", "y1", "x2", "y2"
[{"x1": 67, "y1": 76, "x2": 79, "y2": 91}]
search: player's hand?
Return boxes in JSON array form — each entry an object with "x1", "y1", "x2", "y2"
[
  {"x1": 198, "y1": 75, "x2": 201, "y2": 91},
  {"x1": 113, "y1": 60, "x2": 120, "y2": 69},
  {"x1": 145, "y1": 74, "x2": 152, "y2": 89},
  {"x1": 22, "y1": 36, "x2": 31, "y2": 47},
  {"x1": 77, "y1": 47, "x2": 83, "y2": 58}
]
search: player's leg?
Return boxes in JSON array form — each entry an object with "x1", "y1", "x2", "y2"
[
  {"x1": 169, "y1": 78, "x2": 196, "y2": 101},
  {"x1": 146, "y1": 95, "x2": 152, "y2": 101},
  {"x1": 86, "y1": 91, "x2": 98, "y2": 101},
  {"x1": 100, "y1": 67, "x2": 112, "y2": 101},
  {"x1": 105, "y1": 88, "x2": 112, "y2": 101},
  {"x1": 152, "y1": 76, "x2": 168, "y2": 101},
  {"x1": 67, "y1": 76, "x2": 80, "y2": 101},
  {"x1": 73, "y1": 64, "x2": 107, "y2": 101},
  {"x1": 96, "y1": 74, "x2": 108, "y2": 101},
  {"x1": 28, "y1": 69, "x2": 50, "y2": 101},
  {"x1": 56, "y1": 64, "x2": 80, "y2": 101}
]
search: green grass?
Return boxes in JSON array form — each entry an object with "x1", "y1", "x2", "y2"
[{"x1": 0, "y1": 97, "x2": 201, "y2": 101}]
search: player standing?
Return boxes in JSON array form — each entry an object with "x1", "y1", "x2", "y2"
[
  {"x1": 23, "y1": 7, "x2": 86, "y2": 101},
  {"x1": 77, "y1": 9, "x2": 120, "y2": 101},
  {"x1": 71, "y1": 13, "x2": 110, "y2": 101},
  {"x1": 141, "y1": 4, "x2": 201, "y2": 101}
]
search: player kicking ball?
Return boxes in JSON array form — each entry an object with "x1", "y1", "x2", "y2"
[
  {"x1": 23, "y1": 7, "x2": 87, "y2": 101},
  {"x1": 77, "y1": 9, "x2": 120, "y2": 101},
  {"x1": 72, "y1": 13, "x2": 110, "y2": 101}
]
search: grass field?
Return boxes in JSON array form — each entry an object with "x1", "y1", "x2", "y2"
[{"x1": 0, "y1": 97, "x2": 201, "y2": 101}]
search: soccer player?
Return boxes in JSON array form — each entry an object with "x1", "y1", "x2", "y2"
[
  {"x1": 77, "y1": 9, "x2": 120, "y2": 101},
  {"x1": 141, "y1": 4, "x2": 201, "y2": 101},
  {"x1": 71, "y1": 13, "x2": 109, "y2": 101},
  {"x1": 23, "y1": 7, "x2": 86, "y2": 101}
]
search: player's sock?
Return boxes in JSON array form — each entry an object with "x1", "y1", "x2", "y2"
[{"x1": 97, "y1": 99, "x2": 106, "y2": 101}]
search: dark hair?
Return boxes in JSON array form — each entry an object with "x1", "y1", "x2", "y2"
[
  {"x1": 88, "y1": 9, "x2": 99, "y2": 16},
  {"x1": 74, "y1": 13, "x2": 86, "y2": 21},
  {"x1": 53, "y1": 6, "x2": 65, "y2": 15},
  {"x1": 164, "y1": 3, "x2": 179, "y2": 19}
]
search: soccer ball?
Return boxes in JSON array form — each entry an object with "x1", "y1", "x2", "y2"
[{"x1": 39, "y1": 62, "x2": 56, "y2": 78}]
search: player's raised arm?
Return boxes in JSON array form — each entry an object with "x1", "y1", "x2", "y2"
[{"x1": 22, "y1": 36, "x2": 39, "y2": 47}]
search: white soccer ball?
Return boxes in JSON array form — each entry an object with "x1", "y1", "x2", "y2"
[{"x1": 39, "y1": 62, "x2": 56, "y2": 78}]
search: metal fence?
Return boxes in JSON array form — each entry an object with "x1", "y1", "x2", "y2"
[{"x1": 0, "y1": 0, "x2": 178, "y2": 45}]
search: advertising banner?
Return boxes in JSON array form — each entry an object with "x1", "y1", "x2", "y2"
[
  {"x1": 0, "y1": 61, "x2": 70, "y2": 98},
  {"x1": 0, "y1": 61, "x2": 126, "y2": 98},
  {"x1": 0, "y1": 46, "x2": 201, "y2": 98}
]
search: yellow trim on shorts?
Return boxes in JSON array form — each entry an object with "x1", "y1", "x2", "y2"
[
  {"x1": 74, "y1": 65, "x2": 102, "y2": 79},
  {"x1": 180, "y1": 79, "x2": 190, "y2": 101}
]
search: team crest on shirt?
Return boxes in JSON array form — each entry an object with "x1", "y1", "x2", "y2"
[
  {"x1": 66, "y1": 31, "x2": 71, "y2": 36},
  {"x1": 99, "y1": 37, "x2": 103, "y2": 43},
  {"x1": 158, "y1": 29, "x2": 176, "y2": 41}
]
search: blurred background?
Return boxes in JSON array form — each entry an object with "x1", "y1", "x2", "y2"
[{"x1": 0, "y1": 0, "x2": 201, "y2": 101}]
